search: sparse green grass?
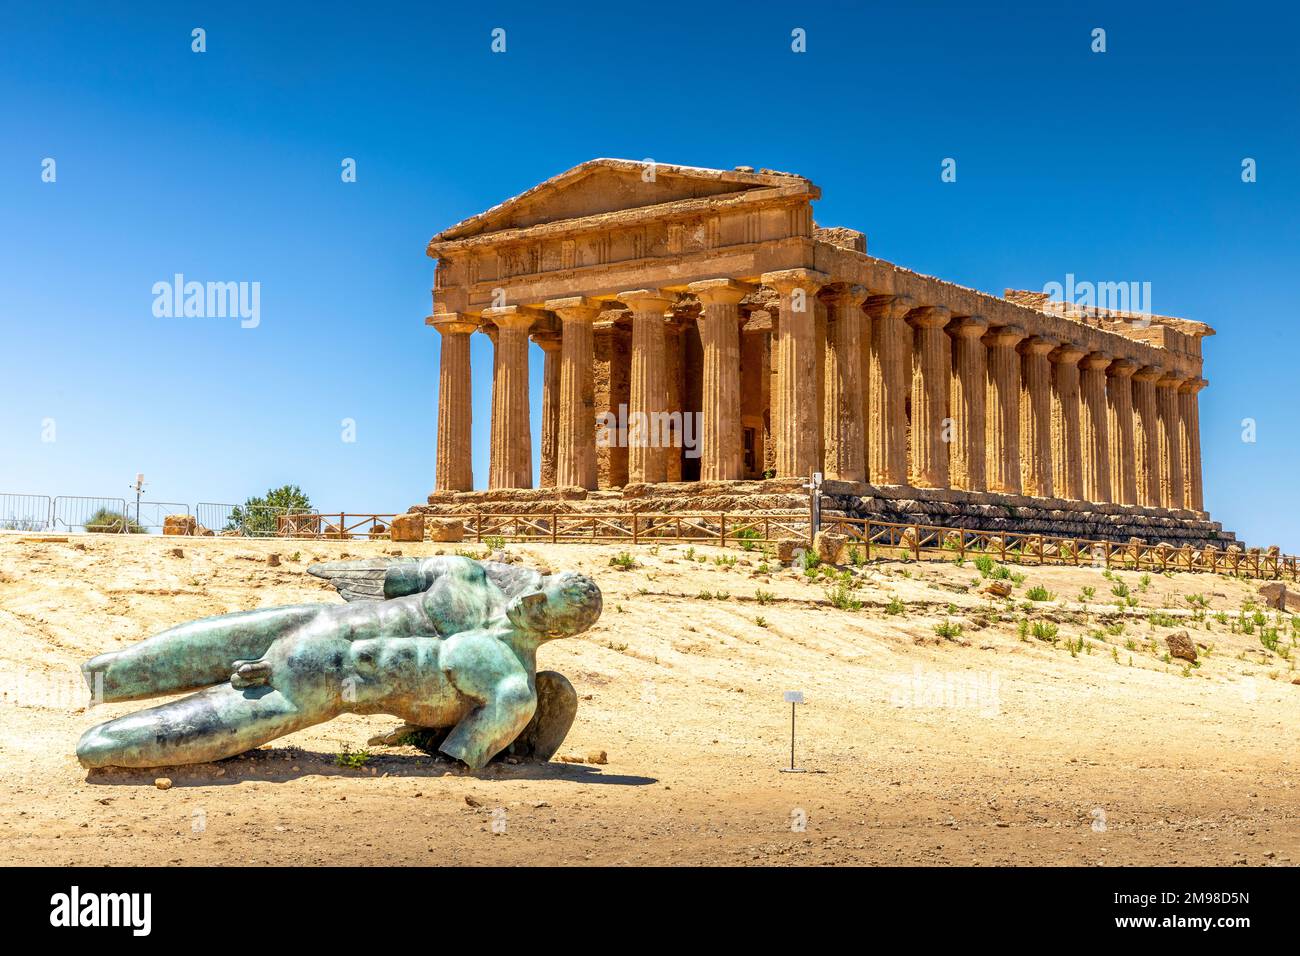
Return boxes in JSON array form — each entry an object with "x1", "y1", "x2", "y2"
[
  {"x1": 1025, "y1": 585, "x2": 1054, "y2": 602},
  {"x1": 1078, "y1": 586, "x2": 1096, "y2": 602},
  {"x1": 934, "y1": 619, "x2": 963, "y2": 640},
  {"x1": 334, "y1": 744, "x2": 371, "y2": 769},
  {"x1": 1031, "y1": 621, "x2": 1059, "y2": 644},
  {"x1": 885, "y1": 596, "x2": 906, "y2": 615},
  {"x1": 755, "y1": 615, "x2": 769, "y2": 628},
  {"x1": 825, "y1": 582, "x2": 863, "y2": 611},
  {"x1": 755, "y1": 589, "x2": 775, "y2": 606},
  {"x1": 609, "y1": 551, "x2": 637, "y2": 570}
]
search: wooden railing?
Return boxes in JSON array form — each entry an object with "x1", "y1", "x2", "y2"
[{"x1": 462, "y1": 511, "x2": 1299, "y2": 581}]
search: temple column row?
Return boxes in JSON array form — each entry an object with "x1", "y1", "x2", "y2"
[{"x1": 430, "y1": 287, "x2": 1208, "y2": 514}]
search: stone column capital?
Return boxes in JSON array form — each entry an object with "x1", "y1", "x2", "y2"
[
  {"x1": 427, "y1": 312, "x2": 478, "y2": 336},
  {"x1": 819, "y1": 283, "x2": 869, "y2": 308},
  {"x1": 530, "y1": 330, "x2": 562, "y2": 351},
  {"x1": 1179, "y1": 376, "x2": 1209, "y2": 394},
  {"x1": 760, "y1": 269, "x2": 830, "y2": 295},
  {"x1": 688, "y1": 278, "x2": 751, "y2": 306},
  {"x1": 1157, "y1": 372, "x2": 1187, "y2": 389},
  {"x1": 865, "y1": 293, "x2": 915, "y2": 322},
  {"x1": 946, "y1": 315, "x2": 989, "y2": 339},
  {"x1": 482, "y1": 305, "x2": 540, "y2": 331},
  {"x1": 1017, "y1": 335, "x2": 1058, "y2": 356},
  {"x1": 617, "y1": 289, "x2": 675, "y2": 313},
  {"x1": 906, "y1": 305, "x2": 952, "y2": 329},
  {"x1": 544, "y1": 296, "x2": 602, "y2": 321},
  {"x1": 982, "y1": 324, "x2": 1026, "y2": 349},
  {"x1": 1081, "y1": 351, "x2": 1114, "y2": 371},
  {"x1": 1133, "y1": 364, "x2": 1163, "y2": 384},
  {"x1": 1107, "y1": 358, "x2": 1139, "y2": 378},
  {"x1": 1049, "y1": 343, "x2": 1086, "y2": 366}
]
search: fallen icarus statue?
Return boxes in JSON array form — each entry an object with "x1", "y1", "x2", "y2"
[{"x1": 76, "y1": 556, "x2": 601, "y2": 770}]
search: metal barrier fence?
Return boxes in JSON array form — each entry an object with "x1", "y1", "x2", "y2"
[
  {"x1": 52, "y1": 496, "x2": 131, "y2": 533},
  {"x1": 0, "y1": 493, "x2": 52, "y2": 532},
  {"x1": 195, "y1": 502, "x2": 238, "y2": 534},
  {"x1": 129, "y1": 501, "x2": 190, "y2": 533}
]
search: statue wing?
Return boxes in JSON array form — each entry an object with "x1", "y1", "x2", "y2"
[
  {"x1": 307, "y1": 557, "x2": 547, "y2": 604},
  {"x1": 480, "y1": 561, "x2": 547, "y2": 599},
  {"x1": 306, "y1": 557, "x2": 424, "y2": 603}
]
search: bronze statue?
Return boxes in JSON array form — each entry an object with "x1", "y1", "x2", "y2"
[{"x1": 77, "y1": 557, "x2": 601, "y2": 770}]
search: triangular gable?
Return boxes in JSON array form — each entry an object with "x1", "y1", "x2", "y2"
[{"x1": 434, "y1": 159, "x2": 812, "y2": 241}]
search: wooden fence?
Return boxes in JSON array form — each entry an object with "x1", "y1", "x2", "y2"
[{"x1": 463, "y1": 511, "x2": 1299, "y2": 582}]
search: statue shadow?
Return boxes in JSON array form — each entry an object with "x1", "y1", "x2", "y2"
[{"x1": 83, "y1": 749, "x2": 658, "y2": 788}]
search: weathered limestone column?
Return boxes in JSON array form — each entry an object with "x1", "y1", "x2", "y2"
[
  {"x1": 483, "y1": 307, "x2": 534, "y2": 489},
  {"x1": 546, "y1": 297, "x2": 600, "y2": 489},
  {"x1": 1049, "y1": 344, "x2": 1085, "y2": 501},
  {"x1": 1180, "y1": 377, "x2": 1207, "y2": 512},
  {"x1": 764, "y1": 270, "x2": 829, "y2": 478},
  {"x1": 907, "y1": 305, "x2": 951, "y2": 488},
  {"x1": 945, "y1": 315, "x2": 988, "y2": 492},
  {"x1": 1106, "y1": 359, "x2": 1138, "y2": 506},
  {"x1": 689, "y1": 279, "x2": 748, "y2": 481},
  {"x1": 859, "y1": 303, "x2": 873, "y2": 480},
  {"x1": 1157, "y1": 373, "x2": 1186, "y2": 509},
  {"x1": 1017, "y1": 336, "x2": 1057, "y2": 498},
  {"x1": 1132, "y1": 366, "x2": 1163, "y2": 506},
  {"x1": 1079, "y1": 352, "x2": 1113, "y2": 504},
  {"x1": 867, "y1": 294, "x2": 914, "y2": 485},
  {"x1": 431, "y1": 314, "x2": 476, "y2": 492},
  {"x1": 533, "y1": 331, "x2": 561, "y2": 488},
  {"x1": 620, "y1": 290, "x2": 674, "y2": 484},
  {"x1": 983, "y1": 325, "x2": 1026, "y2": 495},
  {"x1": 819, "y1": 285, "x2": 868, "y2": 482}
]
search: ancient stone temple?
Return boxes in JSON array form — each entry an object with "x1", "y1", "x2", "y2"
[{"x1": 420, "y1": 159, "x2": 1234, "y2": 547}]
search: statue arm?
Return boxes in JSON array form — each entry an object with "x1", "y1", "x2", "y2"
[{"x1": 438, "y1": 633, "x2": 537, "y2": 769}]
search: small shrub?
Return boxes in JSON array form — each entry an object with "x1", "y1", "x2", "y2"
[
  {"x1": 334, "y1": 744, "x2": 371, "y2": 769},
  {"x1": 609, "y1": 551, "x2": 637, "y2": 570},
  {"x1": 934, "y1": 619, "x2": 963, "y2": 640},
  {"x1": 1025, "y1": 585, "x2": 1054, "y2": 602}
]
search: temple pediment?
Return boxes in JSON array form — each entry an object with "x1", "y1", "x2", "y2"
[{"x1": 432, "y1": 159, "x2": 816, "y2": 244}]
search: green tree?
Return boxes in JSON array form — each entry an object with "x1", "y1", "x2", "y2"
[
  {"x1": 227, "y1": 485, "x2": 313, "y2": 536},
  {"x1": 85, "y1": 507, "x2": 147, "y2": 534}
]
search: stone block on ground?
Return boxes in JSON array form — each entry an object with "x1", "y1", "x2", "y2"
[
  {"x1": 426, "y1": 518, "x2": 464, "y2": 543},
  {"x1": 1165, "y1": 630, "x2": 1197, "y2": 663},
  {"x1": 162, "y1": 514, "x2": 196, "y2": 536},
  {"x1": 390, "y1": 512, "x2": 425, "y2": 542}
]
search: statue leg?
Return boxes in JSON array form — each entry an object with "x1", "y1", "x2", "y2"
[
  {"x1": 77, "y1": 682, "x2": 317, "y2": 769},
  {"x1": 83, "y1": 604, "x2": 322, "y2": 703},
  {"x1": 506, "y1": 671, "x2": 578, "y2": 761}
]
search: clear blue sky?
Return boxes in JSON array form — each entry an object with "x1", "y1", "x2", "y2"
[{"x1": 2, "y1": 1, "x2": 1296, "y2": 547}]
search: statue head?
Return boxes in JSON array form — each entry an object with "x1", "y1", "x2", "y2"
[{"x1": 507, "y1": 571, "x2": 602, "y2": 640}]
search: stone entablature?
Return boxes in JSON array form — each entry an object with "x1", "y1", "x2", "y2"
[{"x1": 423, "y1": 159, "x2": 1214, "y2": 523}]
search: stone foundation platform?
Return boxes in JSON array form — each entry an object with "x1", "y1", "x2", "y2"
[{"x1": 417, "y1": 479, "x2": 1239, "y2": 550}]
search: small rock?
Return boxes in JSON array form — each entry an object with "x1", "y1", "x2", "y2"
[
  {"x1": 267, "y1": 553, "x2": 281, "y2": 567},
  {"x1": 983, "y1": 580, "x2": 1012, "y2": 599},
  {"x1": 169, "y1": 548, "x2": 184, "y2": 558},
  {"x1": 1165, "y1": 630, "x2": 1197, "y2": 663},
  {"x1": 154, "y1": 777, "x2": 172, "y2": 790},
  {"x1": 586, "y1": 750, "x2": 608, "y2": 765},
  {"x1": 556, "y1": 753, "x2": 585, "y2": 764},
  {"x1": 464, "y1": 795, "x2": 482, "y2": 808}
]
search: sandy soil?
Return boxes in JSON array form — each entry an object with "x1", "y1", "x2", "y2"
[{"x1": 0, "y1": 530, "x2": 1296, "y2": 866}]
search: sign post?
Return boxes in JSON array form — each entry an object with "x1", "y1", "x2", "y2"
[{"x1": 780, "y1": 690, "x2": 806, "y2": 773}]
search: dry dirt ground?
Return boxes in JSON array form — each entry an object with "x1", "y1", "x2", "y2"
[{"x1": 0, "y1": 531, "x2": 1296, "y2": 866}]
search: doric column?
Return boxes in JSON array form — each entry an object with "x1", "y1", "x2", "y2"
[
  {"x1": 860, "y1": 304, "x2": 873, "y2": 480},
  {"x1": 483, "y1": 307, "x2": 535, "y2": 489},
  {"x1": 1080, "y1": 352, "x2": 1113, "y2": 504},
  {"x1": 546, "y1": 297, "x2": 600, "y2": 489},
  {"x1": 1049, "y1": 344, "x2": 1085, "y2": 501},
  {"x1": 1180, "y1": 377, "x2": 1207, "y2": 512},
  {"x1": 983, "y1": 325, "x2": 1026, "y2": 495},
  {"x1": 1157, "y1": 373, "x2": 1186, "y2": 509},
  {"x1": 764, "y1": 269, "x2": 829, "y2": 478},
  {"x1": 619, "y1": 289, "x2": 674, "y2": 484},
  {"x1": 1017, "y1": 336, "x2": 1057, "y2": 498},
  {"x1": 908, "y1": 305, "x2": 951, "y2": 488},
  {"x1": 866, "y1": 294, "x2": 913, "y2": 485},
  {"x1": 1131, "y1": 365, "x2": 1163, "y2": 506},
  {"x1": 819, "y1": 284, "x2": 869, "y2": 482},
  {"x1": 689, "y1": 279, "x2": 748, "y2": 481},
  {"x1": 945, "y1": 315, "x2": 988, "y2": 492},
  {"x1": 431, "y1": 313, "x2": 476, "y2": 492},
  {"x1": 1106, "y1": 359, "x2": 1138, "y2": 505},
  {"x1": 534, "y1": 331, "x2": 561, "y2": 488}
]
